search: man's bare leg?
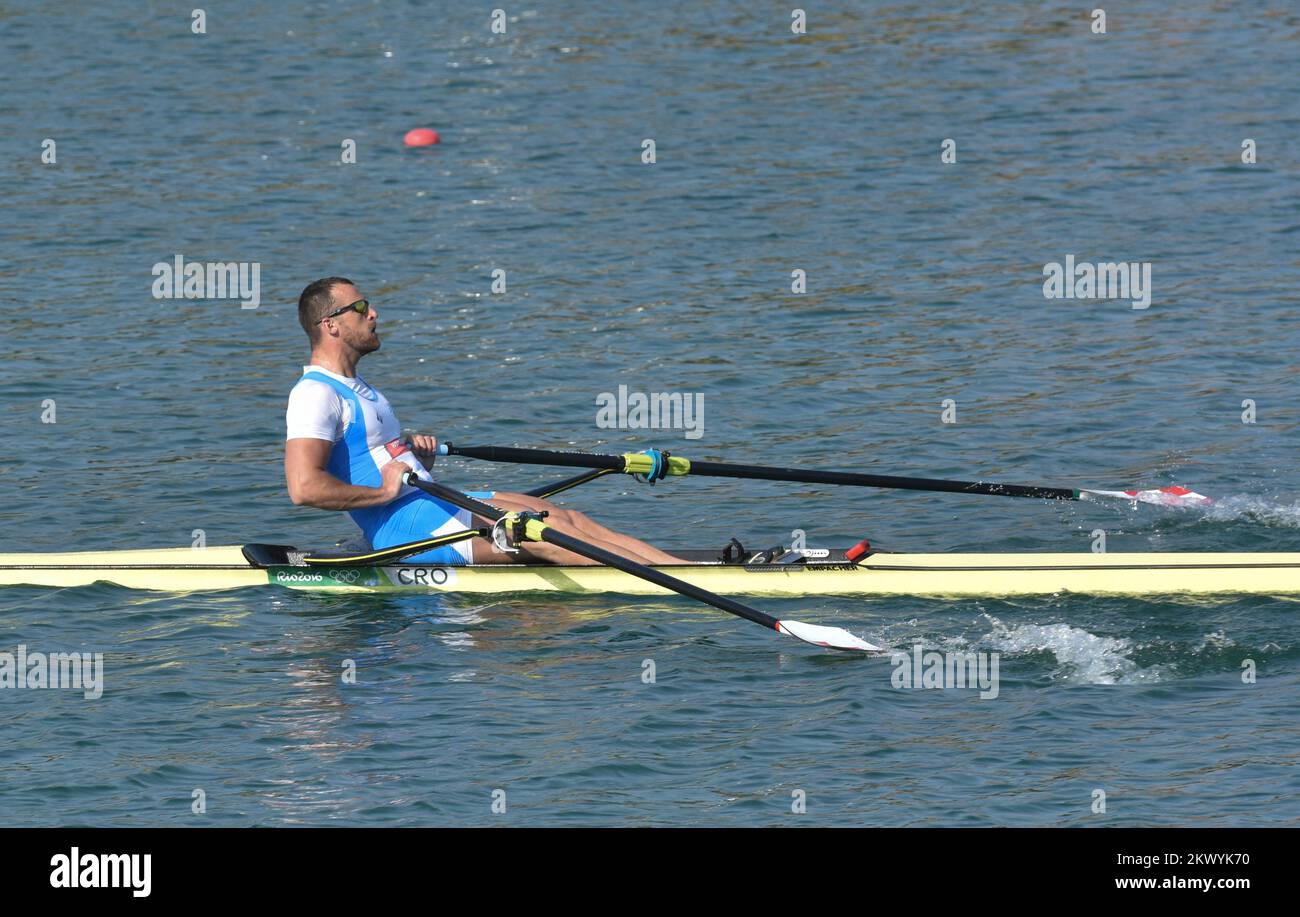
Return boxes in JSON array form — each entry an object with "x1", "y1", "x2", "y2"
[
  {"x1": 464, "y1": 492, "x2": 683, "y2": 566},
  {"x1": 493, "y1": 493, "x2": 684, "y2": 564}
]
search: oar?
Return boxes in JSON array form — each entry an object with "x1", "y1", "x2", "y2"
[
  {"x1": 401, "y1": 473, "x2": 879, "y2": 653},
  {"x1": 435, "y1": 443, "x2": 1211, "y2": 508}
]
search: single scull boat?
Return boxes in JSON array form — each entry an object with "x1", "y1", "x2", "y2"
[{"x1": 0, "y1": 446, "x2": 1256, "y2": 651}]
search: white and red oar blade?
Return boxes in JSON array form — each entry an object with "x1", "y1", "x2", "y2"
[
  {"x1": 1081, "y1": 485, "x2": 1212, "y2": 508},
  {"x1": 776, "y1": 619, "x2": 881, "y2": 653}
]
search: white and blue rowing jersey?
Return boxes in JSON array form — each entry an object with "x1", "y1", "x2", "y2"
[{"x1": 285, "y1": 366, "x2": 489, "y2": 563}]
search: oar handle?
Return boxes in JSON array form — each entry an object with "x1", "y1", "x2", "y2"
[{"x1": 438, "y1": 442, "x2": 625, "y2": 471}]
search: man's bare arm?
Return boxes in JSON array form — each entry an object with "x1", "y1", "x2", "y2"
[{"x1": 285, "y1": 438, "x2": 407, "y2": 510}]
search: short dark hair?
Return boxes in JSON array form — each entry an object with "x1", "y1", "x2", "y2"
[{"x1": 298, "y1": 277, "x2": 354, "y2": 343}]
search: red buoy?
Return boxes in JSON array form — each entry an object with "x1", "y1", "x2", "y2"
[{"x1": 403, "y1": 128, "x2": 441, "y2": 147}]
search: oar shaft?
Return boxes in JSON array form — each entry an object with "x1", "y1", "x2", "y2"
[
  {"x1": 403, "y1": 474, "x2": 781, "y2": 631},
  {"x1": 683, "y1": 458, "x2": 1075, "y2": 500},
  {"x1": 530, "y1": 526, "x2": 780, "y2": 630},
  {"x1": 439, "y1": 443, "x2": 1078, "y2": 501}
]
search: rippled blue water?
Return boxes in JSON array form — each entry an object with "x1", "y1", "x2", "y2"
[{"x1": 1, "y1": 2, "x2": 1298, "y2": 825}]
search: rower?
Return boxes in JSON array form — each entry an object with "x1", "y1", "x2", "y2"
[{"x1": 283, "y1": 277, "x2": 682, "y2": 567}]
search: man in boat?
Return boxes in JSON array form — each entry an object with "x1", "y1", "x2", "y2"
[{"x1": 285, "y1": 277, "x2": 681, "y2": 567}]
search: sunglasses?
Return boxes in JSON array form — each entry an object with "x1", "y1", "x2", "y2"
[{"x1": 318, "y1": 299, "x2": 370, "y2": 324}]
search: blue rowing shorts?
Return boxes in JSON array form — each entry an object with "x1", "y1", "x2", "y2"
[{"x1": 369, "y1": 490, "x2": 497, "y2": 565}]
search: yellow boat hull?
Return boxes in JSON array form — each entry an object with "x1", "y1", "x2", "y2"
[{"x1": 3, "y1": 546, "x2": 1300, "y2": 596}]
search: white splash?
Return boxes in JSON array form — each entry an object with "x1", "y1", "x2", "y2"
[
  {"x1": 1193, "y1": 630, "x2": 1236, "y2": 653},
  {"x1": 978, "y1": 617, "x2": 1155, "y2": 685},
  {"x1": 1201, "y1": 495, "x2": 1300, "y2": 527}
]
